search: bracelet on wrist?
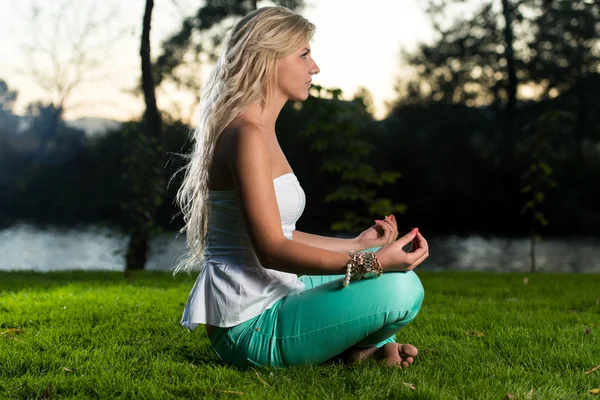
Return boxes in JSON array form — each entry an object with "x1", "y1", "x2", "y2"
[{"x1": 342, "y1": 250, "x2": 383, "y2": 288}]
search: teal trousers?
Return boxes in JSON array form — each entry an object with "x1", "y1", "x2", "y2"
[{"x1": 208, "y1": 268, "x2": 424, "y2": 368}]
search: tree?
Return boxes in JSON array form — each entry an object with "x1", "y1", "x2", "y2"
[
  {"x1": 396, "y1": 0, "x2": 531, "y2": 120},
  {"x1": 0, "y1": 79, "x2": 18, "y2": 151},
  {"x1": 14, "y1": 0, "x2": 124, "y2": 161},
  {"x1": 390, "y1": 0, "x2": 600, "y2": 239},
  {"x1": 392, "y1": 0, "x2": 534, "y2": 229},
  {"x1": 519, "y1": 108, "x2": 583, "y2": 272},
  {"x1": 123, "y1": 0, "x2": 166, "y2": 271},
  {"x1": 0, "y1": 79, "x2": 19, "y2": 225},
  {"x1": 501, "y1": 0, "x2": 519, "y2": 151},
  {"x1": 526, "y1": 0, "x2": 600, "y2": 167}
]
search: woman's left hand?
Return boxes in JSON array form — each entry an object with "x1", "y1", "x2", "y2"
[{"x1": 355, "y1": 215, "x2": 399, "y2": 249}]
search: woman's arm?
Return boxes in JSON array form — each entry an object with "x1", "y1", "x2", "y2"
[
  {"x1": 226, "y1": 124, "x2": 351, "y2": 276},
  {"x1": 292, "y1": 216, "x2": 400, "y2": 253},
  {"x1": 291, "y1": 230, "x2": 359, "y2": 253}
]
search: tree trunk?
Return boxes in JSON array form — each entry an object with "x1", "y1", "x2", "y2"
[
  {"x1": 33, "y1": 105, "x2": 63, "y2": 162},
  {"x1": 126, "y1": 0, "x2": 165, "y2": 271},
  {"x1": 498, "y1": 0, "x2": 519, "y2": 224},
  {"x1": 501, "y1": 0, "x2": 518, "y2": 150},
  {"x1": 574, "y1": 31, "x2": 589, "y2": 174},
  {"x1": 140, "y1": 0, "x2": 165, "y2": 150},
  {"x1": 126, "y1": 229, "x2": 149, "y2": 272},
  {"x1": 530, "y1": 205, "x2": 536, "y2": 273}
]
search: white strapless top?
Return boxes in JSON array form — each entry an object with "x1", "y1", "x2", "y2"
[{"x1": 180, "y1": 173, "x2": 306, "y2": 329}]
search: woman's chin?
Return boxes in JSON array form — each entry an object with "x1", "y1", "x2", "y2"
[{"x1": 291, "y1": 91, "x2": 310, "y2": 102}]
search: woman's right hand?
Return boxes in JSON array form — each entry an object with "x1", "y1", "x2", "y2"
[{"x1": 375, "y1": 228, "x2": 429, "y2": 272}]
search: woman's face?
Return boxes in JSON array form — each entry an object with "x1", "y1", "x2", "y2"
[{"x1": 276, "y1": 41, "x2": 320, "y2": 101}]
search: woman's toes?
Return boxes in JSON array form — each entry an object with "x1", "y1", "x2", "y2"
[
  {"x1": 399, "y1": 343, "x2": 418, "y2": 358},
  {"x1": 396, "y1": 344, "x2": 418, "y2": 369},
  {"x1": 378, "y1": 343, "x2": 401, "y2": 365}
]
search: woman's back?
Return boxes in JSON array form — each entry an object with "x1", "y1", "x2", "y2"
[{"x1": 181, "y1": 165, "x2": 306, "y2": 330}]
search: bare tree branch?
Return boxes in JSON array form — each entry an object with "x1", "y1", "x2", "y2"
[
  {"x1": 9, "y1": 0, "x2": 128, "y2": 159},
  {"x1": 15, "y1": 0, "x2": 126, "y2": 111}
]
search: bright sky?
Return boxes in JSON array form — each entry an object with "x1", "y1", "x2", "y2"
[{"x1": 0, "y1": 0, "x2": 436, "y2": 121}]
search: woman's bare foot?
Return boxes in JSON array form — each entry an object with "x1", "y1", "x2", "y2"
[
  {"x1": 376, "y1": 343, "x2": 418, "y2": 368},
  {"x1": 343, "y1": 343, "x2": 418, "y2": 368}
]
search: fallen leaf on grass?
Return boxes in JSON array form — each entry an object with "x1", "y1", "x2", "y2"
[
  {"x1": 505, "y1": 394, "x2": 515, "y2": 399},
  {"x1": 465, "y1": 331, "x2": 487, "y2": 337},
  {"x1": 589, "y1": 388, "x2": 600, "y2": 395},
  {"x1": 523, "y1": 277, "x2": 529, "y2": 285},
  {"x1": 40, "y1": 384, "x2": 51, "y2": 399},
  {"x1": 403, "y1": 382, "x2": 416, "y2": 390},
  {"x1": 527, "y1": 388, "x2": 533, "y2": 399},
  {"x1": 63, "y1": 367, "x2": 74, "y2": 372},
  {"x1": 252, "y1": 368, "x2": 268, "y2": 386},
  {"x1": 213, "y1": 389, "x2": 244, "y2": 395},
  {"x1": 586, "y1": 364, "x2": 600, "y2": 375},
  {"x1": 0, "y1": 328, "x2": 23, "y2": 335}
]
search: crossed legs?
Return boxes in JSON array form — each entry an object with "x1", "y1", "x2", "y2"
[{"x1": 210, "y1": 270, "x2": 424, "y2": 368}]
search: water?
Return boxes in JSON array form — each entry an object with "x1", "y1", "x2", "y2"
[
  {"x1": 0, "y1": 223, "x2": 598, "y2": 273},
  {"x1": 0, "y1": 224, "x2": 186, "y2": 272}
]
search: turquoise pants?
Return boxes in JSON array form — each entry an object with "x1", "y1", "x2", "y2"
[{"x1": 208, "y1": 268, "x2": 424, "y2": 368}]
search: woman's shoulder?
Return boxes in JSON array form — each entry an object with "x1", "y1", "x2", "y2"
[
  {"x1": 221, "y1": 119, "x2": 266, "y2": 146},
  {"x1": 210, "y1": 121, "x2": 268, "y2": 191},
  {"x1": 220, "y1": 120, "x2": 269, "y2": 163},
  {"x1": 215, "y1": 119, "x2": 272, "y2": 181}
]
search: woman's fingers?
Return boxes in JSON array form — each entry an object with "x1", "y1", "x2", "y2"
[
  {"x1": 375, "y1": 219, "x2": 395, "y2": 243},
  {"x1": 405, "y1": 232, "x2": 429, "y2": 270},
  {"x1": 409, "y1": 237, "x2": 417, "y2": 253},
  {"x1": 408, "y1": 229, "x2": 420, "y2": 253},
  {"x1": 406, "y1": 252, "x2": 428, "y2": 271},
  {"x1": 413, "y1": 231, "x2": 428, "y2": 254},
  {"x1": 403, "y1": 246, "x2": 428, "y2": 268},
  {"x1": 385, "y1": 215, "x2": 399, "y2": 240},
  {"x1": 395, "y1": 228, "x2": 419, "y2": 248}
]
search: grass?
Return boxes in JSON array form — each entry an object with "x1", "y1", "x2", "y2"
[{"x1": 0, "y1": 270, "x2": 599, "y2": 399}]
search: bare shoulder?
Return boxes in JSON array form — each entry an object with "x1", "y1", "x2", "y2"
[
  {"x1": 222, "y1": 122, "x2": 271, "y2": 176},
  {"x1": 222, "y1": 121, "x2": 269, "y2": 168},
  {"x1": 210, "y1": 122, "x2": 265, "y2": 191}
]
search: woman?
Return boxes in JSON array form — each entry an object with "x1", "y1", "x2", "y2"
[{"x1": 176, "y1": 6, "x2": 429, "y2": 369}]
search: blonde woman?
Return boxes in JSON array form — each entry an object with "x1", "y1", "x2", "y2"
[{"x1": 177, "y1": 6, "x2": 429, "y2": 369}]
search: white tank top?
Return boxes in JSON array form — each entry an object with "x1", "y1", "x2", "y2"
[{"x1": 180, "y1": 173, "x2": 306, "y2": 330}]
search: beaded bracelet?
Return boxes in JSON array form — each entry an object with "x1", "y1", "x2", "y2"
[{"x1": 342, "y1": 250, "x2": 383, "y2": 287}]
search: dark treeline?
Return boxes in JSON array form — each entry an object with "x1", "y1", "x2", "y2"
[{"x1": 0, "y1": 0, "x2": 599, "y2": 239}]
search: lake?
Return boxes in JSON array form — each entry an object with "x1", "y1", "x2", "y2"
[{"x1": 1, "y1": 223, "x2": 599, "y2": 273}]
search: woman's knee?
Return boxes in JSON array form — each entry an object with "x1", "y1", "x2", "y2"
[{"x1": 379, "y1": 271, "x2": 424, "y2": 313}]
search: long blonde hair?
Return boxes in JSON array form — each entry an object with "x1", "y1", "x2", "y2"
[{"x1": 174, "y1": 7, "x2": 315, "y2": 275}]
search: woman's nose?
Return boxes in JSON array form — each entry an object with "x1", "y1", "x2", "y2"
[{"x1": 311, "y1": 61, "x2": 320, "y2": 75}]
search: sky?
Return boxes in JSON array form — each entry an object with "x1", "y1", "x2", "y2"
[{"x1": 0, "y1": 0, "x2": 437, "y2": 122}]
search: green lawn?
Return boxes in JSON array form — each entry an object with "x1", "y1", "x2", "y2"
[{"x1": 1, "y1": 270, "x2": 599, "y2": 399}]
